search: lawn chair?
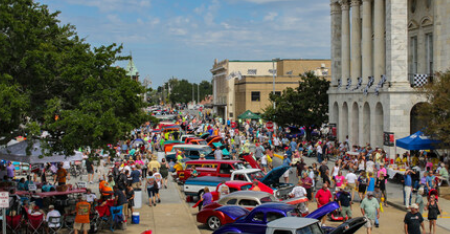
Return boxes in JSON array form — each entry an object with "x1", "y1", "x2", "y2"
[
  {"x1": 110, "y1": 205, "x2": 125, "y2": 232},
  {"x1": 6, "y1": 214, "x2": 23, "y2": 234},
  {"x1": 76, "y1": 181, "x2": 88, "y2": 189},
  {"x1": 63, "y1": 215, "x2": 76, "y2": 234},
  {"x1": 26, "y1": 213, "x2": 44, "y2": 234},
  {"x1": 47, "y1": 216, "x2": 63, "y2": 234}
]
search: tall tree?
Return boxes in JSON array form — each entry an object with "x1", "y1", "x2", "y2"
[
  {"x1": 0, "y1": 0, "x2": 150, "y2": 155},
  {"x1": 199, "y1": 80, "x2": 213, "y2": 101},
  {"x1": 169, "y1": 79, "x2": 193, "y2": 104},
  {"x1": 262, "y1": 72, "x2": 330, "y2": 139},
  {"x1": 418, "y1": 71, "x2": 450, "y2": 147}
]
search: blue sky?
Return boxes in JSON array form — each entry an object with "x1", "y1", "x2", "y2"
[{"x1": 37, "y1": 0, "x2": 331, "y2": 87}]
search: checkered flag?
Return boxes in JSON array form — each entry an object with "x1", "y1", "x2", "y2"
[
  {"x1": 363, "y1": 76, "x2": 374, "y2": 96},
  {"x1": 413, "y1": 74, "x2": 429, "y2": 87},
  {"x1": 375, "y1": 75, "x2": 387, "y2": 95},
  {"x1": 337, "y1": 78, "x2": 342, "y2": 89},
  {"x1": 345, "y1": 78, "x2": 352, "y2": 90},
  {"x1": 352, "y1": 77, "x2": 362, "y2": 91}
]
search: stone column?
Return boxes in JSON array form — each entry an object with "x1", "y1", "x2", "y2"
[
  {"x1": 361, "y1": 0, "x2": 372, "y2": 84},
  {"x1": 330, "y1": 2, "x2": 342, "y2": 86},
  {"x1": 340, "y1": 0, "x2": 351, "y2": 83},
  {"x1": 386, "y1": 0, "x2": 408, "y2": 85},
  {"x1": 373, "y1": 0, "x2": 385, "y2": 82},
  {"x1": 351, "y1": 0, "x2": 362, "y2": 84}
]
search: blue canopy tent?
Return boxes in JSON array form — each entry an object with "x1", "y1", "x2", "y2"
[{"x1": 396, "y1": 131, "x2": 441, "y2": 150}]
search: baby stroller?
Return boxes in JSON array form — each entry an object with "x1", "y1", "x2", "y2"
[
  {"x1": 328, "y1": 191, "x2": 345, "y2": 221},
  {"x1": 97, "y1": 205, "x2": 126, "y2": 232}
]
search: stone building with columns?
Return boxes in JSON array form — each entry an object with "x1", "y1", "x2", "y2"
[{"x1": 328, "y1": 0, "x2": 450, "y2": 154}]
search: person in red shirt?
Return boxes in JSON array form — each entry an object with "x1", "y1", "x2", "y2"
[{"x1": 315, "y1": 183, "x2": 332, "y2": 225}]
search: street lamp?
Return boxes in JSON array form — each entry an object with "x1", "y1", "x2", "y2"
[{"x1": 272, "y1": 58, "x2": 280, "y2": 109}]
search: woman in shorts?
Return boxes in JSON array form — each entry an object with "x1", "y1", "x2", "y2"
[
  {"x1": 145, "y1": 171, "x2": 157, "y2": 206},
  {"x1": 358, "y1": 171, "x2": 368, "y2": 201}
]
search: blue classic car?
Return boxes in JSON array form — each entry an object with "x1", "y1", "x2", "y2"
[{"x1": 212, "y1": 202, "x2": 340, "y2": 234}]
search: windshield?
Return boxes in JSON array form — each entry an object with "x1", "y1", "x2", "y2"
[
  {"x1": 200, "y1": 149, "x2": 213, "y2": 155},
  {"x1": 259, "y1": 196, "x2": 276, "y2": 203},
  {"x1": 197, "y1": 141, "x2": 207, "y2": 145},
  {"x1": 247, "y1": 171, "x2": 265, "y2": 180},
  {"x1": 233, "y1": 162, "x2": 246, "y2": 170},
  {"x1": 295, "y1": 223, "x2": 323, "y2": 234}
]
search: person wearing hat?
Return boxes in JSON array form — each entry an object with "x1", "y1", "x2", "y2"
[
  {"x1": 360, "y1": 191, "x2": 380, "y2": 234},
  {"x1": 338, "y1": 186, "x2": 353, "y2": 221},
  {"x1": 74, "y1": 195, "x2": 91, "y2": 234},
  {"x1": 46, "y1": 204, "x2": 62, "y2": 230},
  {"x1": 199, "y1": 153, "x2": 206, "y2": 161},
  {"x1": 404, "y1": 203, "x2": 425, "y2": 234},
  {"x1": 147, "y1": 155, "x2": 161, "y2": 173}
]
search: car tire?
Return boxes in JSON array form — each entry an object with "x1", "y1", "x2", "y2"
[{"x1": 207, "y1": 216, "x2": 222, "y2": 230}]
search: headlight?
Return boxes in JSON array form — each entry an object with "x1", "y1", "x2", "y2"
[{"x1": 274, "y1": 190, "x2": 280, "y2": 198}]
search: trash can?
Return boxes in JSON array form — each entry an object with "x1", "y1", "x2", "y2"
[
  {"x1": 134, "y1": 188, "x2": 142, "y2": 209},
  {"x1": 132, "y1": 212, "x2": 140, "y2": 224}
]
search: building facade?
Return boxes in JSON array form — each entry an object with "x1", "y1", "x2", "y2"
[
  {"x1": 328, "y1": 0, "x2": 450, "y2": 154},
  {"x1": 212, "y1": 59, "x2": 331, "y2": 122}
]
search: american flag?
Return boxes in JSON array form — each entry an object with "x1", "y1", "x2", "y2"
[
  {"x1": 375, "y1": 75, "x2": 387, "y2": 95},
  {"x1": 363, "y1": 76, "x2": 374, "y2": 96}
]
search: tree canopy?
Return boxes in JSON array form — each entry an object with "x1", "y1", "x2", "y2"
[
  {"x1": 262, "y1": 72, "x2": 330, "y2": 139},
  {"x1": 0, "y1": 0, "x2": 150, "y2": 155},
  {"x1": 165, "y1": 78, "x2": 212, "y2": 105},
  {"x1": 418, "y1": 70, "x2": 450, "y2": 147}
]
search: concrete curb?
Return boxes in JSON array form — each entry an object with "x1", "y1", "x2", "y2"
[{"x1": 175, "y1": 180, "x2": 202, "y2": 234}]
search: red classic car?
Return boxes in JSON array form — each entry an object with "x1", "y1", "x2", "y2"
[{"x1": 210, "y1": 181, "x2": 274, "y2": 201}]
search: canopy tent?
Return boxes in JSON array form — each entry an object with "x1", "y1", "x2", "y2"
[
  {"x1": 0, "y1": 140, "x2": 83, "y2": 164},
  {"x1": 396, "y1": 131, "x2": 441, "y2": 150},
  {"x1": 238, "y1": 110, "x2": 261, "y2": 120}
]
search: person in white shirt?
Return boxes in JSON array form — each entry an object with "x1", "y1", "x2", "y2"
[
  {"x1": 289, "y1": 180, "x2": 309, "y2": 214},
  {"x1": 85, "y1": 189, "x2": 97, "y2": 203},
  {"x1": 46, "y1": 205, "x2": 62, "y2": 228},
  {"x1": 345, "y1": 170, "x2": 358, "y2": 199}
]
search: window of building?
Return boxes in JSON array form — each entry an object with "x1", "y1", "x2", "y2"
[
  {"x1": 251, "y1": 92, "x2": 260, "y2": 101},
  {"x1": 426, "y1": 0, "x2": 432, "y2": 8},
  {"x1": 425, "y1": 33, "x2": 433, "y2": 74},
  {"x1": 269, "y1": 69, "x2": 277, "y2": 74},
  {"x1": 411, "y1": 0, "x2": 417, "y2": 13},
  {"x1": 410, "y1": 36, "x2": 418, "y2": 74},
  {"x1": 248, "y1": 69, "x2": 257, "y2": 75}
]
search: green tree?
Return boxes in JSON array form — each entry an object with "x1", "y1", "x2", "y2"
[
  {"x1": 199, "y1": 80, "x2": 212, "y2": 101},
  {"x1": 418, "y1": 70, "x2": 450, "y2": 147},
  {"x1": 0, "y1": 0, "x2": 150, "y2": 155},
  {"x1": 262, "y1": 72, "x2": 330, "y2": 139},
  {"x1": 169, "y1": 79, "x2": 193, "y2": 104}
]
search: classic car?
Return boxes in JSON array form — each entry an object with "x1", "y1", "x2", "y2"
[
  {"x1": 210, "y1": 181, "x2": 273, "y2": 201},
  {"x1": 266, "y1": 216, "x2": 367, "y2": 234},
  {"x1": 212, "y1": 202, "x2": 339, "y2": 234},
  {"x1": 198, "y1": 191, "x2": 308, "y2": 230}
]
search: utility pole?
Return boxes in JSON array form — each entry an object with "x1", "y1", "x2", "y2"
[
  {"x1": 197, "y1": 84, "x2": 200, "y2": 103},
  {"x1": 192, "y1": 85, "x2": 194, "y2": 104}
]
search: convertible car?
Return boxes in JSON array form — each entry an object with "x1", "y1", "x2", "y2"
[
  {"x1": 197, "y1": 191, "x2": 308, "y2": 230},
  {"x1": 212, "y1": 202, "x2": 340, "y2": 234}
]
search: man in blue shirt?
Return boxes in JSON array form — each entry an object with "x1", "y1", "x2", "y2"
[
  {"x1": 290, "y1": 139, "x2": 297, "y2": 152},
  {"x1": 403, "y1": 170, "x2": 413, "y2": 209},
  {"x1": 130, "y1": 166, "x2": 141, "y2": 189}
]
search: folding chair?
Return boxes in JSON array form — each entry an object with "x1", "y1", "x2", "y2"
[
  {"x1": 6, "y1": 214, "x2": 23, "y2": 234},
  {"x1": 47, "y1": 216, "x2": 63, "y2": 234},
  {"x1": 109, "y1": 205, "x2": 125, "y2": 232},
  {"x1": 76, "y1": 181, "x2": 87, "y2": 189},
  {"x1": 63, "y1": 215, "x2": 76, "y2": 234},
  {"x1": 27, "y1": 213, "x2": 44, "y2": 234}
]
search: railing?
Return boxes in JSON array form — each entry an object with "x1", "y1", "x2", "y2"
[{"x1": 408, "y1": 73, "x2": 433, "y2": 88}]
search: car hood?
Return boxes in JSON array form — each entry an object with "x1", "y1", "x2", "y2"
[
  {"x1": 215, "y1": 205, "x2": 250, "y2": 221},
  {"x1": 328, "y1": 217, "x2": 368, "y2": 234},
  {"x1": 259, "y1": 166, "x2": 289, "y2": 186},
  {"x1": 305, "y1": 202, "x2": 339, "y2": 220}
]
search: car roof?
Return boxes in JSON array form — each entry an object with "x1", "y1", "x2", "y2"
[
  {"x1": 267, "y1": 217, "x2": 319, "y2": 229},
  {"x1": 234, "y1": 168, "x2": 261, "y2": 173},
  {"x1": 222, "y1": 191, "x2": 272, "y2": 199},
  {"x1": 172, "y1": 144, "x2": 211, "y2": 149},
  {"x1": 252, "y1": 203, "x2": 294, "y2": 212},
  {"x1": 185, "y1": 160, "x2": 242, "y2": 164}
]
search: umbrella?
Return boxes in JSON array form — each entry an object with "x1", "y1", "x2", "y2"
[
  {"x1": 396, "y1": 131, "x2": 441, "y2": 150},
  {"x1": 237, "y1": 110, "x2": 261, "y2": 120}
]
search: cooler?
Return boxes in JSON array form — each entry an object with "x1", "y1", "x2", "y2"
[{"x1": 132, "y1": 212, "x2": 140, "y2": 224}]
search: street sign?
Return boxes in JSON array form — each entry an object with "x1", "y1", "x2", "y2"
[
  {"x1": 231, "y1": 122, "x2": 237, "y2": 129},
  {"x1": 266, "y1": 121, "x2": 274, "y2": 130},
  {"x1": 0, "y1": 192, "x2": 9, "y2": 208}
]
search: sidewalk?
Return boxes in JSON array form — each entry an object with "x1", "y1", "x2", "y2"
[{"x1": 77, "y1": 176, "x2": 200, "y2": 234}]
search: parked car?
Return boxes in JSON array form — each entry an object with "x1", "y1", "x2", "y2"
[
  {"x1": 210, "y1": 181, "x2": 273, "y2": 201},
  {"x1": 166, "y1": 144, "x2": 215, "y2": 161},
  {"x1": 198, "y1": 191, "x2": 309, "y2": 230},
  {"x1": 177, "y1": 160, "x2": 248, "y2": 183},
  {"x1": 212, "y1": 202, "x2": 340, "y2": 234},
  {"x1": 266, "y1": 216, "x2": 367, "y2": 234}
]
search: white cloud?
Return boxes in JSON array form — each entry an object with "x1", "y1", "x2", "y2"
[{"x1": 263, "y1": 12, "x2": 278, "y2": 21}]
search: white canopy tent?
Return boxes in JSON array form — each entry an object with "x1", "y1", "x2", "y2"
[{"x1": 0, "y1": 140, "x2": 83, "y2": 164}]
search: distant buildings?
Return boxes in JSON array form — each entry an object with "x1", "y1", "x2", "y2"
[
  {"x1": 211, "y1": 59, "x2": 331, "y2": 122},
  {"x1": 328, "y1": 0, "x2": 449, "y2": 154},
  {"x1": 125, "y1": 58, "x2": 139, "y2": 82}
]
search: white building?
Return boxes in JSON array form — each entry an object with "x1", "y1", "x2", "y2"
[{"x1": 328, "y1": 0, "x2": 450, "y2": 154}]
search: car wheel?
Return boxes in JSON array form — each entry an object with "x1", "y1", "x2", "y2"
[{"x1": 207, "y1": 216, "x2": 222, "y2": 230}]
